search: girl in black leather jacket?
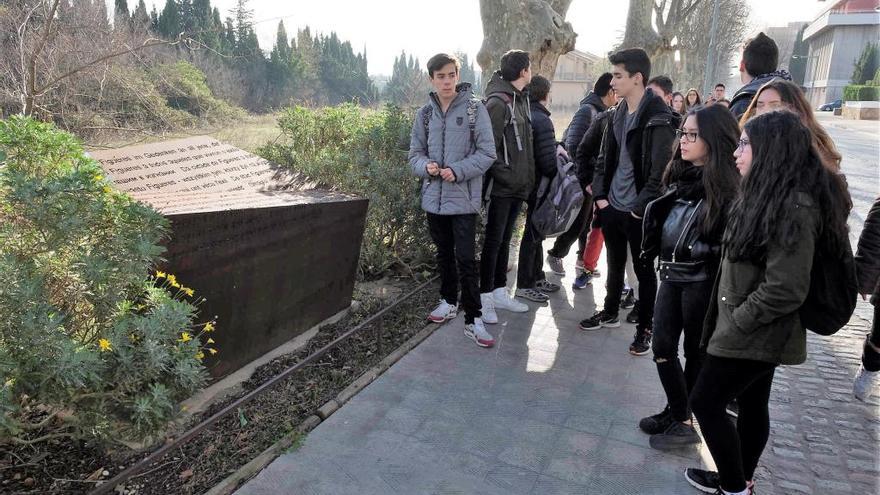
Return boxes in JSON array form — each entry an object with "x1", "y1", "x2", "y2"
[{"x1": 636, "y1": 104, "x2": 741, "y2": 450}]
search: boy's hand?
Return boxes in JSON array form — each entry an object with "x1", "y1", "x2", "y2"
[
  {"x1": 440, "y1": 168, "x2": 456, "y2": 182},
  {"x1": 426, "y1": 162, "x2": 440, "y2": 176}
]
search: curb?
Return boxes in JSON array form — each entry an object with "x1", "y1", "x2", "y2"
[{"x1": 202, "y1": 321, "x2": 438, "y2": 495}]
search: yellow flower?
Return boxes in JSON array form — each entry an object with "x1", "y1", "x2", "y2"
[
  {"x1": 102, "y1": 185, "x2": 113, "y2": 194},
  {"x1": 195, "y1": 351, "x2": 205, "y2": 361},
  {"x1": 206, "y1": 338, "x2": 215, "y2": 344},
  {"x1": 167, "y1": 274, "x2": 178, "y2": 286},
  {"x1": 182, "y1": 287, "x2": 194, "y2": 297},
  {"x1": 208, "y1": 348, "x2": 218, "y2": 355},
  {"x1": 4, "y1": 378, "x2": 15, "y2": 388},
  {"x1": 98, "y1": 338, "x2": 112, "y2": 352},
  {"x1": 94, "y1": 174, "x2": 104, "y2": 181},
  {"x1": 155, "y1": 271, "x2": 166, "y2": 279},
  {"x1": 179, "y1": 332, "x2": 192, "y2": 343},
  {"x1": 203, "y1": 322, "x2": 215, "y2": 333}
]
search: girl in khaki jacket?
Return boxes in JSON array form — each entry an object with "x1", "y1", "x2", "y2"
[{"x1": 684, "y1": 110, "x2": 851, "y2": 495}]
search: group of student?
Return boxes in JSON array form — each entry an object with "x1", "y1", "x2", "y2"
[{"x1": 408, "y1": 31, "x2": 876, "y2": 495}]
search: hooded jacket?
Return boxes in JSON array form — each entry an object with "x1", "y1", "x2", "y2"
[
  {"x1": 484, "y1": 71, "x2": 535, "y2": 200},
  {"x1": 408, "y1": 83, "x2": 497, "y2": 215},
  {"x1": 593, "y1": 88, "x2": 678, "y2": 217},
  {"x1": 729, "y1": 70, "x2": 792, "y2": 119},
  {"x1": 564, "y1": 92, "x2": 608, "y2": 159},
  {"x1": 856, "y1": 197, "x2": 880, "y2": 304}
]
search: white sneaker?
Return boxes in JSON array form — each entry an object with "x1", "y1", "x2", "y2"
[
  {"x1": 480, "y1": 293, "x2": 498, "y2": 324},
  {"x1": 427, "y1": 299, "x2": 457, "y2": 323},
  {"x1": 854, "y1": 364, "x2": 879, "y2": 401},
  {"x1": 492, "y1": 287, "x2": 529, "y2": 313},
  {"x1": 464, "y1": 318, "x2": 495, "y2": 347}
]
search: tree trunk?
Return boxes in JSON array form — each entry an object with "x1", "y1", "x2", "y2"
[{"x1": 477, "y1": 0, "x2": 576, "y2": 87}]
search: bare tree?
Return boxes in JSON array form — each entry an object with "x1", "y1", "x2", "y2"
[
  {"x1": 477, "y1": 0, "x2": 576, "y2": 84},
  {"x1": 1, "y1": 0, "x2": 178, "y2": 118}
]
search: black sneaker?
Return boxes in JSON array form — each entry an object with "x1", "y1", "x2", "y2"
[
  {"x1": 685, "y1": 468, "x2": 720, "y2": 493},
  {"x1": 629, "y1": 328, "x2": 652, "y2": 355},
  {"x1": 649, "y1": 421, "x2": 701, "y2": 450},
  {"x1": 626, "y1": 301, "x2": 640, "y2": 324},
  {"x1": 579, "y1": 310, "x2": 620, "y2": 331},
  {"x1": 638, "y1": 406, "x2": 673, "y2": 434},
  {"x1": 620, "y1": 288, "x2": 636, "y2": 309}
]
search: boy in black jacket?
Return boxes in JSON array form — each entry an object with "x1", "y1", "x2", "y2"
[
  {"x1": 580, "y1": 48, "x2": 676, "y2": 357},
  {"x1": 516, "y1": 75, "x2": 559, "y2": 302}
]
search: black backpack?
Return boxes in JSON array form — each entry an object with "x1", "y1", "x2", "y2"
[{"x1": 800, "y1": 235, "x2": 858, "y2": 336}]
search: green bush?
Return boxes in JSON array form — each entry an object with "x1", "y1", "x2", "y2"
[
  {"x1": 259, "y1": 104, "x2": 433, "y2": 278},
  {"x1": 0, "y1": 117, "x2": 216, "y2": 446},
  {"x1": 151, "y1": 61, "x2": 245, "y2": 123},
  {"x1": 842, "y1": 85, "x2": 880, "y2": 101}
]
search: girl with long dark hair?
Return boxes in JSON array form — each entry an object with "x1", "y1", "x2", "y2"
[
  {"x1": 684, "y1": 110, "x2": 851, "y2": 495},
  {"x1": 638, "y1": 104, "x2": 741, "y2": 449}
]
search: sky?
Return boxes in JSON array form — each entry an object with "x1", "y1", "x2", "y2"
[{"x1": 135, "y1": 0, "x2": 834, "y2": 75}]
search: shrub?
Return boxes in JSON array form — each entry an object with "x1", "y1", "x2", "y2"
[
  {"x1": 843, "y1": 85, "x2": 880, "y2": 101},
  {"x1": 151, "y1": 61, "x2": 246, "y2": 123},
  {"x1": 259, "y1": 104, "x2": 433, "y2": 278},
  {"x1": 0, "y1": 117, "x2": 215, "y2": 446}
]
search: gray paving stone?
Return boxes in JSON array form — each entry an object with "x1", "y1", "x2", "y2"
[{"x1": 237, "y1": 123, "x2": 880, "y2": 495}]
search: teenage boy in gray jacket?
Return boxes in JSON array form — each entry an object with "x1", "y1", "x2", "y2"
[{"x1": 409, "y1": 53, "x2": 497, "y2": 348}]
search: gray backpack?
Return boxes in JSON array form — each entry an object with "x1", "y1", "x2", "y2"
[{"x1": 531, "y1": 147, "x2": 584, "y2": 238}]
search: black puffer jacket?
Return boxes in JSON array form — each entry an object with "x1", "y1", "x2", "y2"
[
  {"x1": 593, "y1": 88, "x2": 679, "y2": 217},
  {"x1": 563, "y1": 92, "x2": 608, "y2": 158},
  {"x1": 529, "y1": 100, "x2": 558, "y2": 184},
  {"x1": 577, "y1": 107, "x2": 614, "y2": 189},
  {"x1": 856, "y1": 197, "x2": 880, "y2": 304}
]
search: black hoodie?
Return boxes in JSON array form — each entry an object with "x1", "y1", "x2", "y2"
[{"x1": 593, "y1": 88, "x2": 678, "y2": 217}]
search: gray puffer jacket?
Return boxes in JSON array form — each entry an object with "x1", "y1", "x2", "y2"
[{"x1": 409, "y1": 83, "x2": 497, "y2": 215}]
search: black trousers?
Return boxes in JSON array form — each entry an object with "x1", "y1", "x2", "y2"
[
  {"x1": 480, "y1": 196, "x2": 522, "y2": 293},
  {"x1": 427, "y1": 212, "x2": 481, "y2": 323},
  {"x1": 548, "y1": 192, "x2": 594, "y2": 259},
  {"x1": 516, "y1": 198, "x2": 546, "y2": 289},
  {"x1": 690, "y1": 355, "x2": 777, "y2": 493},
  {"x1": 599, "y1": 206, "x2": 656, "y2": 330},
  {"x1": 864, "y1": 303, "x2": 880, "y2": 371},
  {"x1": 652, "y1": 279, "x2": 713, "y2": 421}
]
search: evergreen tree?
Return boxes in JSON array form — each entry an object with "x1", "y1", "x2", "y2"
[
  {"x1": 157, "y1": 0, "x2": 181, "y2": 39},
  {"x1": 131, "y1": 0, "x2": 151, "y2": 33},
  {"x1": 150, "y1": 4, "x2": 159, "y2": 31},
  {"x1": 852, "y1": 43, "x2": 880, "y2": 85},
  {"x1": 385, "y1": 50, "x2": 429, "y2": 106},
  {"x1": 114, "y1": 0, "x2": 130, "y2": 30},
  {"x1": 788, "y1": 25, "x2": 808, "y2": 86},
  {"x1": 231, "y1": 0, "x2": 254, "y2": 56}
]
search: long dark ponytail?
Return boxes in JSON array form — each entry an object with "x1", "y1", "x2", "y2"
[{"x1": 724, "y1": 110, "x2": 851, "y2": 263}]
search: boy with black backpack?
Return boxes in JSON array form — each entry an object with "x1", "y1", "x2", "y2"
[
  {"x1": 515, "y1": 75, "x2": 560, "y2": 302},
  {"x1": 479, "y1": 50, "x2": 535, "y2": 323},
  {"x1": 409, "y1": 53, "x2": 498, "y2": 348}
]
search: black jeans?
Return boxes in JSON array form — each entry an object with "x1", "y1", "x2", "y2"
[
  {"x1": 427, "y1": 212, "x2": 481, "y2": 324},
  {"x1": 599, "y1": 206, "x2": 656, "y2": 330},
  {"x1": 863, "y1": 303, "x2": 880, "y2": 371},
  {"x1": 480, "y1": 196, "x2": 522, "y2": 293},
  {"x1": 652, "y1": 279, "x2": 713, "y2": 421},
  {"x1": 517, "y1": 198, "x2": 545, "y2": 289},
  {"x1": 549, "y1": 192, "x2": 594, "y2": 259},
  {"x1": 690, "y1": 355, "x2": 777, "y2": 493}
]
